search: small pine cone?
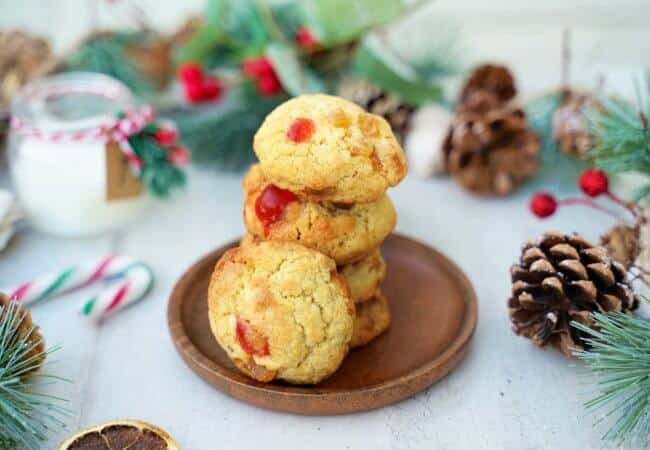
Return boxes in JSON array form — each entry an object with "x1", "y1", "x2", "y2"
[
  {"x1": 0, "y1": 31, "x2": 53, "y2": 109},
  {"x1": 509, "y1": 231, "x2": 639, "y2": 357},
  {"x1": 337, "y1": 77, "x2": 414, "y2": 141},
  {"x1": 443, "y1": 106, "x2": 540, "y2": 195},
  {"x1": 552, "y1": 90, "x2": 601, "y2": 158},
  {"x1": 0, "y1": 292, "x2": 45, "y2": 375},
  {"x1": 600, "y1": 224, "x2": 640, "y2": 270},
  {"x1": 459, "y1": 64, "x2": 516, "y2": 105},
  {"x1": 125, "y1": 36, "x2": 172, "y2": 91}
]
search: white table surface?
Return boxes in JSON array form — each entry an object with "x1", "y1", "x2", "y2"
[{"x1": 2, "y1": 1, "x2": 650, "y2": 449}]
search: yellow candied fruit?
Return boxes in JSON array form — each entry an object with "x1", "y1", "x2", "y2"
[
  {"x1": 329, "y1": 108, "x2": 351, "y2": 128},
  {"x1": 358, "y1": 112, "x2": 380, "y2": 137}
]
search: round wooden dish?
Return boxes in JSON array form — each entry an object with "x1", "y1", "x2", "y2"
[{"x1": 168, "y1": 233, "x2": 478, "y2": 415}]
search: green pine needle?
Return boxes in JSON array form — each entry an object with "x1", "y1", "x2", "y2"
[
  {"x1": 0, "y1": 301, "x2": 69, "y2": 449},
  {"x1": 64, "y1": 32, "x2": 156, "y2": 98},
  {"x1": 572, "y1": 312, "x2": 650, "y2": 444},
  {"x1": 589, "y1": 76, "x2": 650, "y2": 174}
]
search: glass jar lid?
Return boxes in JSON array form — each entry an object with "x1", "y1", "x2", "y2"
[{"x1": 11, "y1": 72, "x2": 134, "y2": 133}]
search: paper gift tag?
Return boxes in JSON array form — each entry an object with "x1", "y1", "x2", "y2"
[{"x1": 105, "y1": 142, "x2": 143, "y2": 201}]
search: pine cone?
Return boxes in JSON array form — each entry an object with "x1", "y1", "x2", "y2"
[
  {"x1": 552, "y1": 90, "x2": 601, "y2": 158},
  {"x1": 600, "y1": 224, "x2": 640, "y2": 270},
  {"x1": 443, "y1": 106, "x2": 540, "y2": 195},
  {"x1": 0, "y1": 293, "x2": 45, "y2": 375},
  {"x1": 0, "y1": 31, "x2": 53, "y2": 110},
  {"x1": 459, "y1": 64, "x2": 516, "y2": 105},
  {"x1": 125, "y1": 36, "x2": 172, "y2": 91},
  {"x1": 509, "y1": 231, "x2": 639, "y2": 357},
  {"x1": 337, "y1": 77, "x2": 414, "y2": 141}
]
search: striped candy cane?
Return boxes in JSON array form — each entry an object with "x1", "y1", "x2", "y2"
[
  {"x1": 80, "y1": 263, "x2": 154, "y2": 322},
  {"x1": 7, "y1": 256, "x2": 137, "y2": 305}
]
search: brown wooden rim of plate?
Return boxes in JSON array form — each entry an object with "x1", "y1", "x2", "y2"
[{"x1": 168, "y1": 233, "x2": 478, "y2": 415}]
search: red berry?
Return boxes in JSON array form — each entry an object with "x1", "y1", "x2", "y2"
[
  {"x1": 183, "y1": 82, "x2": 204, "y2": 103},
  {"x1": 177, "y1": 61, "x2": 203, "y2": 85},
  {"x1": 153, "y1": 127, "x2": 178, "y2": 145},
  {"x1": 287, "y1": 117, "x2": 316, "y2": 143},
  {"x1": 168, "y1": 146, "x2": 190, "y2": 166},
  {"x1": 295, "y1": 26, "x2": 318, "y2": 48},
  {"x1": 579, "y1": 168, "x2": 609, "y2": 197},
  {"x1": 255, "y1": 184, "x2": 298, "y2": 236},
  {"x1": 256, "y1": 73, "x2": 282, "y2": 96},
  {"x1": 201, "y1": 76, "x2": 224, "y2": 101},
  {"x1": 242, "y1": 56, "x2": 274, "y2": 77},
  {"x1": 530, "y1": 192, "x2": 558, "y2": 218},
  {"x1": 236, "y1": 318, "x2": 270, "y2": 356}
]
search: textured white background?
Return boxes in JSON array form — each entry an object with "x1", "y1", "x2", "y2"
[{"x1": 1, "y1": 1, "x2": 650, "y2": 449}]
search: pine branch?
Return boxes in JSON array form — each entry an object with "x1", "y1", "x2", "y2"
[
  {"x1": 0, "y1": 300, "x2": 69, "y2": 449},
  {"x1": 63, "y1": 32, "x2": 156, "y2": 97},
  {"x1": 572, "y1": 312, "x2": 650, "y2": 445},
  {"x1": 161, "y1": 83, "x2": 286, "y2": 171},
  {"x1": 589, "y1": 76, "x2": 650, "y2": 174}
]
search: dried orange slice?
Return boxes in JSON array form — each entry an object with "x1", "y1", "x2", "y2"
[{"x1": 57, "y1": 419, "x2": 180, "y2": 449}]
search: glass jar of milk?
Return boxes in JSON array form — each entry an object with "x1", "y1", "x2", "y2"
[{"x1": 8, "y1": 72, "x2": 151, "y2": 237}]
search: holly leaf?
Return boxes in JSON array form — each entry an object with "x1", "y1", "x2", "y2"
[
  {"x1": 266, "y1": 42, "x2": 326, "y2": 95},
  {"x1": 352, "y1": 33, "x2": 442, "y2": 105},
  {"x1": 298, "y1": 0, "x2": 405, "y2": 46}
]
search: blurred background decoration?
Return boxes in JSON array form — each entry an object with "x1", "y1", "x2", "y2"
[{"x1": 24, "y1": 0, "x2": 460, "y2": 171}]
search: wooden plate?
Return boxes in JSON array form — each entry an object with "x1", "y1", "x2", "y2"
[{"x1": 168, "y1": 234, "x2": 478, "y2": 415}]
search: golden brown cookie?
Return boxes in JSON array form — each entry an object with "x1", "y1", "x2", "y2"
[
  {"x1": 351, "y1": 291, "x2": 391, "y2": 348},
  {"x1": 253, "y1": 94, "x2": 408, "y2": 204},
  {"x1": 243, "y1": 164, "x2": 396, "y2": 265},
  {"x1": 208, "y1": 240, "x2": 355, "y2": 385},
  {"x1": 340, "y1": 249, "x2": 386, "y2": 303}
]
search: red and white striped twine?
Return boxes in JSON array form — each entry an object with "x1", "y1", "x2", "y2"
[{"x1": 10, "y1": 99, "x2": 155, "y2": 175}]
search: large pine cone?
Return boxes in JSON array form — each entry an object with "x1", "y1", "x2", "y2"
[
  {"x1": 443, "y1": 104, "x2": 540, "y2": 196},
  {"x1": 509, "y1": 232, "x2": 639, "y2": 357},
  {"x1": 459, "y1": 64, "x2": 516, "y2": 105},
  {"x1": 0, "y1": 292, "x2": 45, "y2": 375},
  {"x1": 337, "y1": 77, "x2": 414, "y2": 141},
  {"x1": 444, "y1": 64, "x2": 540, "y2": 196}
]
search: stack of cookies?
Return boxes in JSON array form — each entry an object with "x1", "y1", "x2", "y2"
[{"x1": 208, "y1": 94, "x2": 407, "y2": 385}]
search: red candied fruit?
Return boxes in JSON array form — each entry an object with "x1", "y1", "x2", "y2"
[
  {"x1": 236, "y1": 318, "x2": 270, "y2": 356},
  {"x1": 255, "y1": 184, "x2": 298, "y2": 236},
  {"x1": 286, "y1": 117, "x2": 315, "y2": 143}
]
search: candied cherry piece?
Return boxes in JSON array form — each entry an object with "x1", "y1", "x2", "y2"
[
  {"x1": 255, "y1": 184, "x2": 298, "y2": 235},
  {"x1": 287, "y1": 117, "x2": 315, "y2": 143},
  {"x1": 236, "y1": 318, "x2": 270, "y2": 356}
]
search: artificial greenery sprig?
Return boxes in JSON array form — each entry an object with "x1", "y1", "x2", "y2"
[
  {"x1": 589, "y1": 76, "x2": 650, "y2": 178},
  {"x1": 0, "y1": 299, "x2": 69, "y2": 449},
  {"x1": 572, "y1": 312, "x2": 650, "y2": 445}
]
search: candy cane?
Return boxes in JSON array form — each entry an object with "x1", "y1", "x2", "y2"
[
  {"x1": 7, "y1": 256, "x2": 136, "y2": 305},
  {"x1": 80, "y1": 263, "x2": 154, "y2": 322}
]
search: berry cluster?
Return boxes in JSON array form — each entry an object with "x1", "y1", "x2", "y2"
[
  {"x1": 529, "y1": 168, "x2": 637, "y2": 221},
  {"x1": 242, "y1": 56, "x2": 282, "y2": 96},
  {"x1": 177, "y1": 62, "x2": 224, "y2": 104},
  {"x1": 295, "y1": 26, "x2": 319, "y2": 49},
  {"x1": 150, "y1": 124, "x2": 189, "y2": 166}
]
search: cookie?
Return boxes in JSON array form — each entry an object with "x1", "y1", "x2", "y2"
[
  {"x1": 253, "y1": 94, "x2": 408, "y2": 204},
  {"x1": 243, "y1": 164, "x2": 396, "y2": 265},
  {"x1": 340, "y1": 249, "x2": 386, "y2": 303},
  {"x1": 350, "y1": 291, "x2": 391, "y2": 348},
  {"x1": 208, "y1": 240, "x2": 355, "y2": 385}
]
